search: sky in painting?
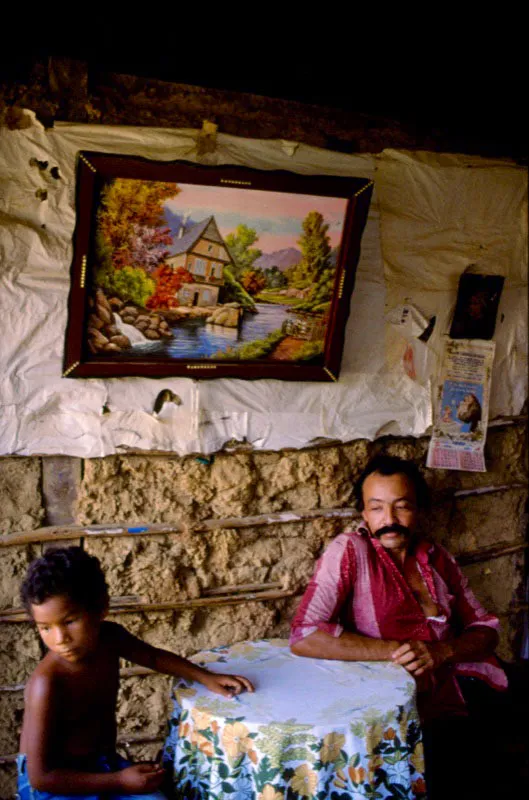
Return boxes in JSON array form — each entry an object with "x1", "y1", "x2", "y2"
[{"x1": 164, "y1": 183, "x2": 348, "y2": 253}]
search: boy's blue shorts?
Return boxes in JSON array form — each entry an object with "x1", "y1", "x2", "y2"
[{"x1": 16, "y1": 753, "x2": 168, "y2": 800}]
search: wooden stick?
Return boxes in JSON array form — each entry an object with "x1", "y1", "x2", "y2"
[
  {"x1": 2, "y1": 477, "x2": 527, "y2": 551},
  {"x1": 457, "y1": 541, "x2": 527, "y2": 566},
  {"x1": 1, "y1": 539, "x2": 526, "y2": 623},
  {"x1": 0, "y1": 588, "x2": 295, "y2": 623},
  {"x1": 453, "y1": 482, "x2": 527, "y2": 498},
  {"x1": 0, "y1": 507, "x2": 360, "y2": 549},
  {"x1": 120, "y1": 666, "x2": 156, "y2": 678},
  {"x1": 203, "y1": 581, "x2": 283, "y2": 595}
]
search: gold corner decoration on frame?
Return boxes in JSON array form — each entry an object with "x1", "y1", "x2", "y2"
[
  {"x1": 63, "y1": 361, "x2": 80, "y2": 377},
  {"x1": 354, "y1": 180, "x2": 374, "y2": 197},
  {"x1": 79, "y1": 154, "x2": 97, "y2": 173}
]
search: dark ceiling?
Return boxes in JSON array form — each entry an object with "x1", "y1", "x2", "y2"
[{"x1": 1, "y1": 30, "x2": 526, "y2": 159}]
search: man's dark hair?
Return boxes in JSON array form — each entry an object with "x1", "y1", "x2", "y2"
[
  {"x1": 20, "y1": 546, "x2": 109, "y2": 615},
  {"x1": 354, "y1": 454, "x2": 430, "y2": 511}
]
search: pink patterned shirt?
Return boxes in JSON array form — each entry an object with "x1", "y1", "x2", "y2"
[{"x1": 290, "y1": 526, "x2": 507, "y2": 719}]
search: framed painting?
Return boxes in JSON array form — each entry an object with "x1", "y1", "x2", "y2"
[{"x1": 63, "y1": 152, "x2": 373, "y2": 381}]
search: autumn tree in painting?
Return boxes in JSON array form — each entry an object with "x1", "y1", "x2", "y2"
[
  {"x1": 95, "y1": 178, "x2": 186, "y2": 308},
  {"x1": 146, "y1": 265, "x2": 193, "y2": 310},
  {"x1": 241, "y1": 269, "x2": 267, "y2": 296},
  {"x1": 97, "y1": 179, "x2": 177, "y2": 270}
]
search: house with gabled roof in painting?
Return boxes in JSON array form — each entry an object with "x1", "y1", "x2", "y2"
[{"x1": 166, "y1": 216, "x2": 233, "y2": 307}]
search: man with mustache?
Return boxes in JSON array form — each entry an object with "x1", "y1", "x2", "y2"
[{"x1": 290, "y1": 454, "x2": 507, "y2": 798}]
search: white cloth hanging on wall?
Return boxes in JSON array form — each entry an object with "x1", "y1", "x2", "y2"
[{"x1": 0, "y1": 112, "x2": 526, "y2": 456}]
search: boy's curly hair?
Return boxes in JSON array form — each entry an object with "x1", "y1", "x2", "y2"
[{"x1": 20, "y1": 546, "x2": 109, "y2": 615}]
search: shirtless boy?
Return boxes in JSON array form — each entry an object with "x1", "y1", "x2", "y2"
[{"x1": 18, "y1": 546, "x2": 254, "y2": 799}]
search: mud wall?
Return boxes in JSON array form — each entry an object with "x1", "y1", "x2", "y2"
[{"x1": 0, "y1": 425, "x2": 527, "y2": 796}]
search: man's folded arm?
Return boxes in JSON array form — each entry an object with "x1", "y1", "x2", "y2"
[
  {"x1": 291, "y1": 628, "x2": 400, "y2": 661},
  {"x1": 289, "y1": 533, "x2": 400, "y2": 662}
]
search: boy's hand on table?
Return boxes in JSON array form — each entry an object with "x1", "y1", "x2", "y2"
[
  {"x1": 118, "y1": 763, "x2": 165, "y2": 793},
  {"x1": 201, "y1": 672, "x2": 255, "y2": 697}
]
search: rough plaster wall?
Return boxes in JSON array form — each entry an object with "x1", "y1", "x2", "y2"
[
  {"x1": 0, "y1": 545, "x2": 41, "y2": 609},
  {"x1": 76, "y1": 442, "x2": 369, "y2": 525},
  {"x1": 0, "y1": 459, "x2": 44, "y2": 532},
  {"x1": 83, "y1": 519, "x2": 340, "y2": 601},
  {"x1": 0, "y1": 430, "x2": 527, "y2": 798}
]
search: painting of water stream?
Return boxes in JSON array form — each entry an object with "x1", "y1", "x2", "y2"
[{"x1": 64, "y1": 153, "x2": 373, "y2": 380}]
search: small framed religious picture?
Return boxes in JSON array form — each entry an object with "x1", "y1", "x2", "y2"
[{"x1": 449, "y1": 272, "x2": 504, "y2": 340}]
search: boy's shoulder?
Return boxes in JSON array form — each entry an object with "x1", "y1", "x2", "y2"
[{"x1": 25, "y1": 653, "x2": 61, "y2": 701}]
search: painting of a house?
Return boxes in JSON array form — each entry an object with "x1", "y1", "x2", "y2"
[{"x1": 166, "y1": 216, "x2": 232, "y2": 307}]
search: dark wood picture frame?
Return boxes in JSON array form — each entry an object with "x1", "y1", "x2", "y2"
[{"x1": 64, "y1": 151, "x2": 373, "y2": 381}]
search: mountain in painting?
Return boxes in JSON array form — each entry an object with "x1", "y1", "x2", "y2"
[{"x1": 254, "y1": 247, "x2": 302, "y2": 271}]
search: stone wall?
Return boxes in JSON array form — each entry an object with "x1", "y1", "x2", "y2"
[{"x1": 0, "y1": 425, "x2": 527, "y2": 797}]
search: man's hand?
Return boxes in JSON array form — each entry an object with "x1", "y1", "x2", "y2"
[
  {"x1": 200, "y1": 672, "x2": 255, "y2": 697},
  {"x1": 118, "y1": 763, "x2": 165, "y2": 793},
  {"x1": 391, "y1": 640, "x2": 451, "y2": 677}
]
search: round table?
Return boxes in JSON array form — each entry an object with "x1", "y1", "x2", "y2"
[{"x1": 162, "y1": 639, "x2": 426, "y2": 799}]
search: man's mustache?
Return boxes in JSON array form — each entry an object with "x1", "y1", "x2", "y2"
[{"x1": 372, "y1": 523, "x2": 411, "y2": 538}]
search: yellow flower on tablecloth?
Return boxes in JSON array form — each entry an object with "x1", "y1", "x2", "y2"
[
  {"x1": 319, "y1": 732, "x2": 345, "y2": 763},
  {"x1": 398, "y1": 710, "x2": 410, "y2": 741},
  {"x1": 191, "y1": 708, "x2": 213, "y2": 731},
  {"x1": 348, "y1": 765, "x2": 366, "y2": 784},
  {"x1": 290, "y1": 764, "x2": 318, "y2": 798},
  {"x1": 368, "y1": 754, "x2": 384, "y2": 782},
  {"x1": 384, "y1": 727, "x2": 396, "y2": 740},
  {"x1": 229, "y1": 643, "x2": 258, "y2": 658},
  {"x1": 365, "y1": 723, "x2": 384, "y2": 752},
  {"x1": 174, "y1": 685, "x2": 197, "y2": 703},
  {"x1": 222, "y1": 721, "x2": 252, "y2": 758},
  {"x1": 258, "y1": 784, "x2": 283, "y2": 800},
  {"x1": 410, "y1": 742, "x2": 425, "y2": 774},
  {"x1": 333, "y1": 769, "x2": 347, "y2": 789},
  {"x1": 248, "y1": 749, "x2": 258, "y2": 764},
  {"x1": 196, "y1": 733, "x2": 214, "y2": 758},
  {"x1": 178, "y1": 722, "x2": 190, "y2": 738}
]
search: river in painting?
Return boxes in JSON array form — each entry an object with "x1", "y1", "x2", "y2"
[{"x1": 121, "y1": 303, "x2": 296, "y2": 360}]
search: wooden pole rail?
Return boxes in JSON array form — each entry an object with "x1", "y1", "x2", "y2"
[
  {"x1": 1, "y1": 481, "x2": 526, "y2": 550},
  {"x1": 0, "y1": 586, "x2": 295, "y2": 624},
  {"x1": 456, "y1": 540, "x2": 527, "y2": 566},
  {"x1": 0, "y1": 507, "x2": 360, "y2": 549}
]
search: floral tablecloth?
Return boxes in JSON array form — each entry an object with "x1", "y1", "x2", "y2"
[{"x1": 162, "y1": 639, "x2": 426, "y2": 799}]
